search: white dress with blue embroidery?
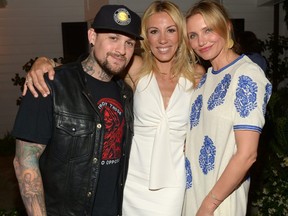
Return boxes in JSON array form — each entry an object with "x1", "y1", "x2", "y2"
[
  {"x1": 122, "y1": 73, "x2": 193, "y2": 216},
  {"x1": 183, "y1": 55, "x2": 272, "y2": 216}
]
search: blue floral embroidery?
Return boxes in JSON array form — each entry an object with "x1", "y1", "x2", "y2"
[
  {"x1": 263, "y1": 83, "x2": 272, "y2": 114},
  {"x1": 185, "y1": 157, "x2": 192, "y2": 189},
  {"x1": 197, "y1": 73, "x2": 207, "y2": 89},
  {"x1": 234, "y1": 75, "x2": 258, "y2": 118},
  {"x1": 207, "y1": 74, "x2": 231, "y2": 110},
  {"x1": 190, "y1": 95, "x2": 203, "y2": 129},
  {"x1": 199, "y1": 136, "x2": 216, "y2": 175}
]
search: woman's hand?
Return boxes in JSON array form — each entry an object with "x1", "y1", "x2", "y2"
[
  {"x1": 196, "y1": 195, "x2": 217, "y2": 216},
  {"x1": 23, "y1": 57, "x2": 57, "y2": 97}
]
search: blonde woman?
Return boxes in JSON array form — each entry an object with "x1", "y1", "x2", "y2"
[
  {"x1": 183, "y1": 1, "x2": 272, "y2": 215},
  {"x1": 122, "y1": 1, "x2": 196, "y2": 215}
]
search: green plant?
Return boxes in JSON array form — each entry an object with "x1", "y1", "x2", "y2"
[
  {"x1": 250, "y1": 89, "x2": 288, "y2": 215},
  {"x1": 248, "y1": 13, "x2": 288, "y2": 213},
  {"x1": 0, "y1": 209, "x2": 27, "y2": 216},
  {"x1": 263, "y1": 34, "x2": 288, "y2": 88},
  {"x1": 283, "y1": 0, "x2": 288, "y2": 30}
]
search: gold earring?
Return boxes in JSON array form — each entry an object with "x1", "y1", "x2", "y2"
[{"x1": 227, "y1": 38, "x2": 234, "y2": 49}]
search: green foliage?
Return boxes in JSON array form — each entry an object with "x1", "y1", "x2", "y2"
[
  {"x1": 11, "y1": 57, "x2": 63, "y2": 106},
  {"x1": 0, "y1": 209, "x2": 27, "y2": 216},
  {"x1": 11, "y1": 58, "x2": 38, "y2": 105},
  {"x1": 262, "y1": 34, "x2": 288, "y2": 88},
  {"x1": 283, "y1": 0, "x2": 288, "y2": 30},
  {"x1": 248, "y1": 13, "x2": 288, "y2": 213},
  {"x1": 0, "y1": 209, "x2": 19, "y2": 216},
  {"x1": 250, "y1": 89, "x2": 288, "y2": 215}
]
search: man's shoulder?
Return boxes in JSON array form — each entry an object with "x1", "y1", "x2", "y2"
[
  {"x1": 55, "y1": 61, "x2": 82, "y2": 74},
  {"x1": 45, "y1": 62, "x2": 84, "y2": 90}
]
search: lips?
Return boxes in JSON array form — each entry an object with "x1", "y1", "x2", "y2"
[
  {"x1": 198, "y1": 46, "x2": 211, "y2": 53},
  {"x1": 109, "y1": 53, "x2": 126, "y2": 62},
  {"x1": 156, "y1": 46, "x2": 173, "y2": 54}
]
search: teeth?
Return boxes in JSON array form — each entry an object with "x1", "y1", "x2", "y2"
[{"x1": 158, "y1": 47, "x2": 169, "y2": 52}]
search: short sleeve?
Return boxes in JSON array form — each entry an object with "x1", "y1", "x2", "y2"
[
  {"x1": 12, "y1": 90, "x2": 53, "y2": 145},
  {"x1": 232, "y1": 62, "x2": 272, "y2": 133}
]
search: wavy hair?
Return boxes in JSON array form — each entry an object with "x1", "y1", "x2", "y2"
[{"x1": 138, "y1": 1, "x2": 196, "y2": 84}]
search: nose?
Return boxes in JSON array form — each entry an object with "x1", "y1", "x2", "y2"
[
  {"x1": 116, "y1": 42, "x2": 126, "y2": 56},
  {"x1": 159, "y1": 32, "x2": 168, "y2": 44},
  {"x1": 198, "y1": 36, "x2": 207, "y2": 47}
]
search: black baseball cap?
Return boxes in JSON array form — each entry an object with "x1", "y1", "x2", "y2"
[{"x1": 91, "y1": 5, "x2": 143, "y2": 40}]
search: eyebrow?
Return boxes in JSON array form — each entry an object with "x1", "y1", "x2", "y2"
[{"x1": 147, "y1": 24, "x2": 177, "y2": 30}]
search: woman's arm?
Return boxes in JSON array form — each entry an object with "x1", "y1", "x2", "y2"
[
  {"x1": 24, "y1": 55, "x2": 142, "y2": 97},
  {"x1": 196, "y1": 130, "x2": 260, "y2": 215},
  {"x1": 124, "y1": 55, "x2": 143, "y2": 91},
  {"x1": 23, "y1": 57, "x2": 59, "y2": 97}
]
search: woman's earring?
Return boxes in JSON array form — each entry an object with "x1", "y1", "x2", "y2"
[
  {"x1": 90, "y1": 43, "x2": 94, "y2": 47},
  {"x1": 227, "y1": 38, "x2": 234, "y2": 49}
]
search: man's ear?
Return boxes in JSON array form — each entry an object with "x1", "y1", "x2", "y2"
[{"x1": 88, "y1": 28, "x2": 96, "y2": 46}]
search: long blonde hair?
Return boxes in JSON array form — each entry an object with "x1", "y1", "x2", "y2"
[{"x1": 139, "y1": 1, "x2": 196, "y2": 84}]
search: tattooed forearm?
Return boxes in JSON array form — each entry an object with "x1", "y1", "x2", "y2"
[{"x1": 14, "y1": 140, "x2": 47, "y2": 216}]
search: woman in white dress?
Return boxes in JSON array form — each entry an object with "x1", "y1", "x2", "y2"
[
  {"x1": 183, "y1": 1, "x2": 272, "y2": 216},
  {"x1": 122, "y1": 2, "x2": 197, "y2": 215}
]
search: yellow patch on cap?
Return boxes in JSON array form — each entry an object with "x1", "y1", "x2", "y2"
[
  {"x1": 114, "y1": 8, "x2": 131, "y2": 26},
  {"x1": 118, "y1": 11, "x2": 128, "y2": 22}
]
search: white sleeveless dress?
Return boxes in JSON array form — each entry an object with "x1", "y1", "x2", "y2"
[{"x1": 122, "y1": 73, "x2": 193, "y2": 216}]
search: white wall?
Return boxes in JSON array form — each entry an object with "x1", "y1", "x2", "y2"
[
  {"x1": 110, "y1": 0, "x2": 283, "y2": 40},
  {"x1": 109, "y1": 0, "x2": 196, "y2": 15},
  {"x1": 0, "y1": 0, "x2": 285, "y2": 137},
  {"x1": 0, "y1": 0, "x2": 85, "y2": 136},
  {"x1": 85, "y1": 0, "x2": 108, "y2": 23},
  {"x1": 223, "y1": 0, "x2": 274, "y2": 40}
]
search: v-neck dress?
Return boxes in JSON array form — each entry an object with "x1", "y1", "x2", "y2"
[{"x1": 122, "y1": 73, "x2": 193, "y2": 216}]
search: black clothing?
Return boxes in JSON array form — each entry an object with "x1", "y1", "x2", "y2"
[
  {"x1": 12, "y1": 61, "x2": 134, "y2": 216},
  {"x1": 85, "y1": 73, "x2": 124, "y2": 216}
]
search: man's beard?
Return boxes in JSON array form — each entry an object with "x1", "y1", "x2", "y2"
[{"x1": 95, "y1": 52, "x2": 127, "y2": 77}]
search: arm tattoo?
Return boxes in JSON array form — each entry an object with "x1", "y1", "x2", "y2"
[{"x1": 14, "y1": 140, "x2": 47, "y2": 216}]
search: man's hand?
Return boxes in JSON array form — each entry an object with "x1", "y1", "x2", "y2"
[{"x1": 23, "y1": 57, "x2": 56, "y2": 97}]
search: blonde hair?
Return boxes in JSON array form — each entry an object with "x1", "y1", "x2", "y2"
[
  {"x1": 139, "y1": 1, "x2": 196, "y2": 84},
  {"x1": 186, "y1": 0, "x2": 240, "y2": 53}
]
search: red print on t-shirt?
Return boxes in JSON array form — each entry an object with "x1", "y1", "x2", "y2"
[{"x1": 97, "y1": 98, "x2": 124, "y2": 161}]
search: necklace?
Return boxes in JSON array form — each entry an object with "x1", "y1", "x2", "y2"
[{"x1": 157, "y1": 71, "x2": 176, "y2": 80}]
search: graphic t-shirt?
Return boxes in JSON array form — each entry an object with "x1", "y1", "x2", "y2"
[
  {"x1": 85, "y1": 74, "x2": 125, "y2": 216},
  {"x1": 12, "y1": 71, "x2": 125, "y2": 216}
]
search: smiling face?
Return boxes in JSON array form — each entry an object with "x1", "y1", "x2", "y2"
[
  {"x1": 186, "y1": 13, "x2": 226, "y2": 63},
  {"x1": 146, "y1": 12, "x2": 179, "y2": 64},
  {"x1": 90, "y1": 30, "x2": 136, "y2": 76}
]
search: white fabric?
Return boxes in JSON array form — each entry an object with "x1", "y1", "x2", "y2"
[
  {"x1": 183, "y1": 55, "x2": 272, "y2": 216},
  {"x1": 123, "y1": 73, "x2": 193, "y2": 216}
]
